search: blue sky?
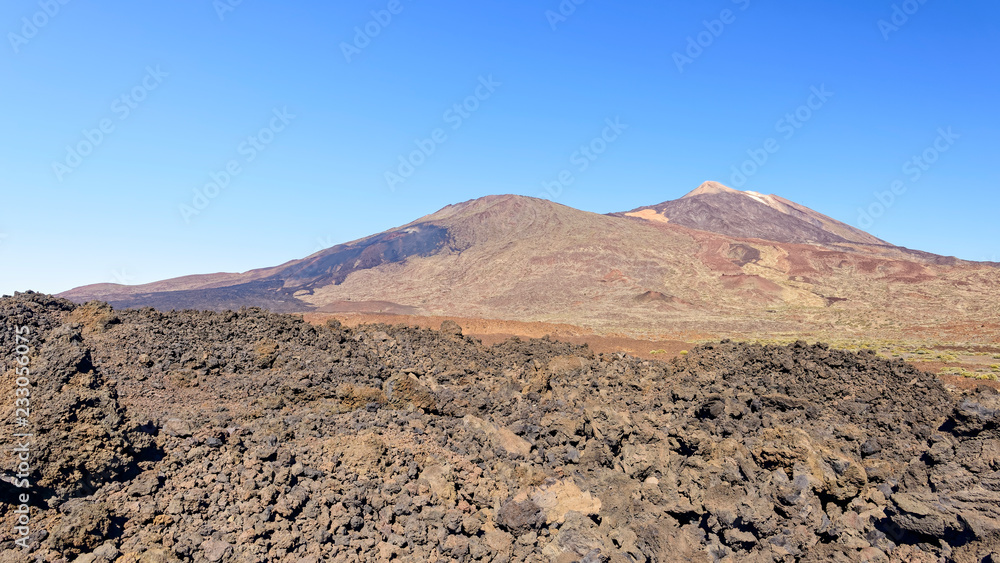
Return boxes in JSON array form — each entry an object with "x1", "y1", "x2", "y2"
[{"x1": 1, "y1": 0, "x2": 998, "y2": 295}]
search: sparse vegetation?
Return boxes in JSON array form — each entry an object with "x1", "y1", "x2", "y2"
[{"x1": 940, "y1": 367, "x2": 999, "y2": 380}]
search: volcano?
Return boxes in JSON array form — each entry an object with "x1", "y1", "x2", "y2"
[{"x1": 60, "y1": 183, "x2": 999, "y2": 338}]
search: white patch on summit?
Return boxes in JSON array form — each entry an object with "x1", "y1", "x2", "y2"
[{"x1": 742, "y1": 190, "x2": 775, "y2": 206}]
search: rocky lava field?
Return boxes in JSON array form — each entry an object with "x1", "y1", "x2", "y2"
[{"x1": 1, "y1": 292, "x2": 999, "y2": 562}]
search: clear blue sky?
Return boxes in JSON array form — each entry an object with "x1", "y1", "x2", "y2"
[{"x1": 2, "y1": 0, "x2": 998, "y2": 295}]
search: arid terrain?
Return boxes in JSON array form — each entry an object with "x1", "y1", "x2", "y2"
[
  {"x1": 303, "y1": 311, "x2": 1000, "y2": 386},
  {"x1": 2, "y1": 293, "x2": 999, "y2": 562},
  {"x1": 59, "y1": 183, "x2": 1000, "y2": 346},
  {"x1": 6, "y1": 183, "x2": 996, "y2": 561}
]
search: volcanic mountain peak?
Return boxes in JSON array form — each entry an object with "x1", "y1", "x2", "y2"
[
  {"x1": 681, "y1": 182, "x2": 788, "y2": 214},
  {"x1": 415, "y1": 193, "x2": 556, "y2": 223},
  {"x1": 682, "y1": 180, "x2": 741, "y2": 198},
  {"x1": 404, "y1": 194, "x2": 601, "y2": 249},
  {"x1": 623, "y1": 182, "x2": 888, "y2": 247}
]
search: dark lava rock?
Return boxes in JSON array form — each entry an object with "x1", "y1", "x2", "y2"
[{"x1": 0, "y1": 292, "x2": 996, "y2": 562}]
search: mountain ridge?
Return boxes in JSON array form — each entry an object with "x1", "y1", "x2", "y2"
[
  {"x1": 58, "y1": 183, "x2": 999, "y2": 339},
  {"x1": 616, "y1": 181, "x2": 889, "y2": 247}
]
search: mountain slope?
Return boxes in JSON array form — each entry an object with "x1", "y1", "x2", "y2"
[
  {"x1": 616, "y1": 181, "x2": 888, "y2": 246},
  {"x1": 59, "y1": 186, "x2": 1000, "y2": 338}
]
